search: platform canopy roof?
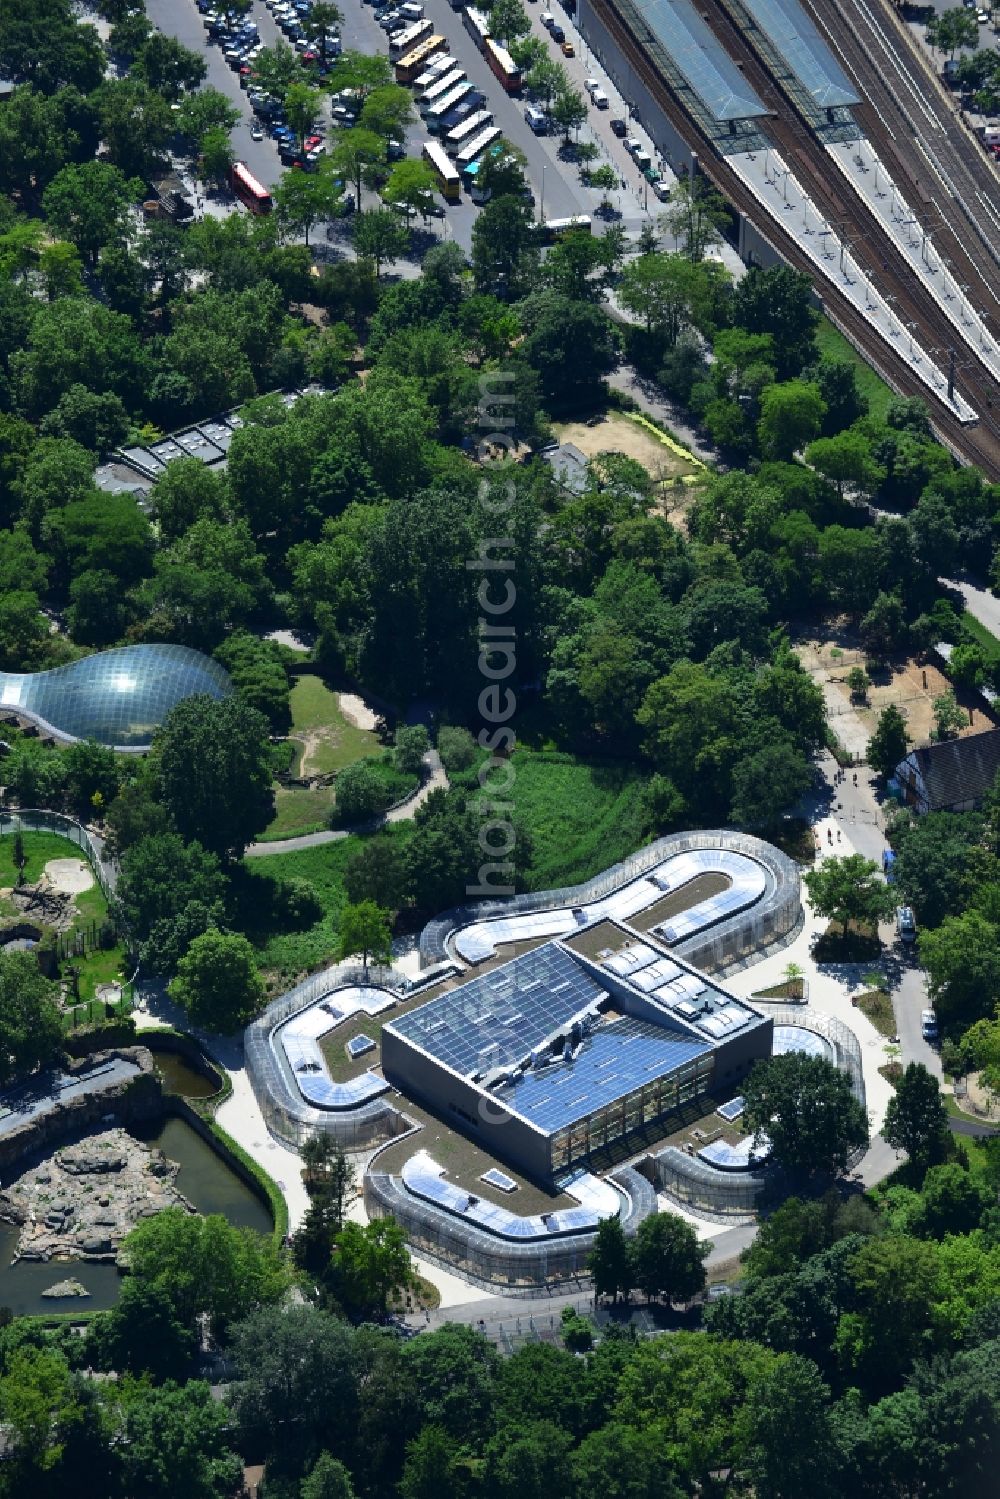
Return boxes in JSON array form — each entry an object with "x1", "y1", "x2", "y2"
[
  {"x1": 740, "y1": 0, "x2": 860, "y2": 109},
  {"x1": 643, "y1": 0, "x2": 769, "y2": 122}
]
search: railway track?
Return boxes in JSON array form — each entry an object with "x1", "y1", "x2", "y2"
[{"x1": 591, "y1": 0, "x2": 1000, "y2": 476}]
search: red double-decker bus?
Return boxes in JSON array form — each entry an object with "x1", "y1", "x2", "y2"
[{"x1": 228, "y1": 160, "x2": 273, "y2": 214}]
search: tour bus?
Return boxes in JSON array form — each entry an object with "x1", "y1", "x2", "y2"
[
  {"x1": 413, "y1": 54, "x2": 458, "y2": 95},
  {"x1": 445, "y1": 107, "x2": 494, "y2": 153},
  {"x1": 426, "y1": 81, "x2": 475, "y2": 131},
  {"x1": 539, "y1": 214, "x2": 593, "y2": 242},
  {"x1": 457, "y1": 124, "x2": 503, "y2": 177},
  {"x1": 228, "y1": 159, "x2": 272, "y2": 214},
  {"x1": 437, "y1": 94, "x2": 484, "y2": 139},
  {"x1": 418, "y1": 67, "x2": 466, "y2": 114},
  {"x1": 389, "y1": 16, "x2": 433, "y2": 57},
  {"x1": 484, "y1": 37, "x2": 521, "y2": 93},
  {"x1": 463, "y1": 4, "x2": 491, "y2": 50},
  {"x1": 422, "y1": 139, "x2": 462, "y2": 202},
  {"x1": 394, "y1": 32, "x2": 446, "y2": 83}
]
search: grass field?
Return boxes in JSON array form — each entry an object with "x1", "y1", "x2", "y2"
[
  {"x1": 0, "y1": 833, "x2": 126, "y2": 1003},
  {"x1": 259, "y1": 676, "x2": 382, "y2": 841},
  {"x1": 243, "y1": 826, "x2": 414, "y2": 979},
  {"x1": 288, "y1": 676, "x2": 380, "y2": 777},
  {"x1": 503, "y1": 749, "x2": 653, "y2": 891},
  {"x1": 815, "y1": 316, "x2": 896, "y2": 420}
]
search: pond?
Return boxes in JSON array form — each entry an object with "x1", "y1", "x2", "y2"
[
  {"x1": 152, "y1": 1050, "x2": 221, "y2": 1101},
  {"x1": 0, "y1": 1115, "x2": 273, "y2": 1317}
]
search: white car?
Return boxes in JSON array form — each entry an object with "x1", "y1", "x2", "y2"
[
  {"x1": 624, "y1": 136, "x2": 643, "y2": 156},
  {"x1": 540, "y1": 10, "x2": 555, "y2": 26},
  {"x1": 251, "y1": 125, "x2": 264, "y2": 140},
  {"x1": 584, "y1": 77, "x2": 600, "y2": 96},
  {"x1": 977, "y1": 7, "x2": 990, "y2": 19},
  {"x1": 592, "y1": 88, "x2": 609, "y2": 108}
]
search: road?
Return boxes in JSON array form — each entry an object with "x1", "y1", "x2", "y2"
[{"x1": 945, "y1": 575, "x2": 1000, "y2": 637}]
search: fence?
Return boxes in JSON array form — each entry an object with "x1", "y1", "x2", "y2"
[
  {"x1": 418, "y1": 829, "x2": 801, "y2": 976},
  {"x1": 0, "y1": 809, "x2": 119, "y2": 897},
  {"x1": 244, "y1": 959, "x2": 418, "y2": 1150},
  {"x1": 652, "y1": 1007, "x2": 869, "y2": 1218},
  {"x1": 364, "y1": 1166, "x2": 657, "y2": 1294}
]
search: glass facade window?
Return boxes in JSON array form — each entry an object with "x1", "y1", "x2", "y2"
[{"x1": 0, "y1": 645, "x2": 232, "y2": 750}]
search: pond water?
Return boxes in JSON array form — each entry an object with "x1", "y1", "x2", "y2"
[
  {"x1": 0, "y1": 1115, "x2": 272, "y2": 1317},
  {"x1": 153, "y1": 1050, "x2": 221, "y2": 1100}
]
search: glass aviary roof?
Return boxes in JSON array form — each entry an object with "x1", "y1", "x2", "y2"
[
  {"x1": 643, "y1": 0, "x2": 768, "y2": 122},
  {"x1": 0, "y1": 645, "x2": 232, "y2": 751}
]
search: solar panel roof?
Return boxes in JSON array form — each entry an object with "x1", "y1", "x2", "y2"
[
  {"x1": 401, "y1": 1151, "x2": 618, "y2": 1240},
  {"x1": 740, "y1": 0, "x2": 860, "y2": 108},
  {"x1": 643, "y1": 0, "x2": 768, "y2": 122},
  {"x1": 495, "y1": 1017, "x2": 711, "y2": 1134},
  {"x1": 386, "y1": 943, "x2": 608, "y2": 1078}
]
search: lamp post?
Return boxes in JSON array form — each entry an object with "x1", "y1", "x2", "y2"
[{"x1": 539, "y1": 163, "x2": 546, "y2": 225}]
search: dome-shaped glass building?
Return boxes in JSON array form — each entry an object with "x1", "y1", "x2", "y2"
[{"x1": 0, "y1": 645, "x2": 232, "y2": 751}]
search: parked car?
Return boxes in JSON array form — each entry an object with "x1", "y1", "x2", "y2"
[
  {"x1": 921, "y1": 1008, "x2": 939, "y2": 1040},
  {"x1": 387, "y1": 140, "x2": 405, "y2": 160},
  {"x1": 624, "y1": 136, "x2": 642, "y2": 155},
  {"x1": 610, "y1": 116, "x2": 627, "y2": 136},
  {"x1": 540, "y1": 9, "x2": 555, "y2": 25},
  {"x1": 897, "y1": 905, "x2": 917, "y2": 943},
  {"x1": 251, "y1": 125, "x2": 264, "y2": 140},
  {"x1": 551, "y1": 23, "x2": 565, "y2": 41},
  {"x1": 561, "y1": 39, "x2": 575, "y2": 55},
  {"x1": 592, "y1": 87, "x2": 609, "y2": 108}
]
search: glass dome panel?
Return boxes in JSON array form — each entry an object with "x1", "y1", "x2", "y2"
[{"x1": 0, "y1": 645, "x2": 232, "y2": 750}]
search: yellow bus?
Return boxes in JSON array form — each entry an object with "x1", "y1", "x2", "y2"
[
  {"x1": 422, "y1": 139, "x2": 461, "y2": 202},
  {"x1": 395, "y1": 32, "x2": 446, "y2": 84}
]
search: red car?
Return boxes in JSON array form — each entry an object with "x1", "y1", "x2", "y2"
[{"x1": 304, "y1": 134, "x2": 322, "y2": 150}]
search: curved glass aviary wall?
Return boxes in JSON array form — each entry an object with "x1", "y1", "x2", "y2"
[{"x1": 0, "y1": 645, "x2": 232, "y2": 751}]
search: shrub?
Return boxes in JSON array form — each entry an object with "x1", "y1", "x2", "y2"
[{"x1": 437, "y1": 725, "x2": 477, "y2": 772}]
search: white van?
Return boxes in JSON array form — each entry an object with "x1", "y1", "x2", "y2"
[
  {"x1": 524, "y1": 103, "x2": 548, "y2": 134},
  {"x1": 592, "y1": 88, "x2": 609, "y2": 109},
  {"x1": 400, "y1": 1, "x2": 425, "y2": 16}
]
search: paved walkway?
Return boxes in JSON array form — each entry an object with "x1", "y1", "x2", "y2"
[{"x1": 246, "y1": 749, "x2": 449, "y2": 857}]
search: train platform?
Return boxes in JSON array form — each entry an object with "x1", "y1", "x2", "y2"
[
  {"x1": 827, "y1": 137, "x2": 1000, "y2": 389},
  {"x1": 728, "y1": 145, "x2": 978, "y2": 424}
]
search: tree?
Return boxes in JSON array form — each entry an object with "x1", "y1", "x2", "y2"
[
  {"x1": 729, "y1": 742, "x2": 811, "y2": 830},
  {"x1": 285, "y1": 80, "x2": 323, "y2": 148},
  {"x1": 552, "y1": 85, "x2": 587, "y2": 141},
  {"x1": 735, "y1": 1353, "x2": 838, "y2": 1499},
  {"x1": 525, "y1": 55, "x2": 565, "y2": 109},
  {"x1": 921, "y1": 909, "x2": 1000, "y2": 1029},
  {"x1": 883, "y1": 1062, "x2": 950, "y2": 1167},
  {"x1": 436, "y1": 725, "x2": 477, "y2": 772},
  {"x1": 328, "y1": 48, "x2": 394, "y2": 101},
  {"x1": 588, "y1": 1214, "x2": 633, "y2": 1301},
  {"x1": 630, "y1": 1211, "x2": 708, "y2": 1304},
  {"x1": 92, "y1": 77, "x2": 173, "y2": 178},
  {"x1": 743, "y1": 1051, "x2": 868, "y2": 1176},
  {"x1": 382, "y1": 157, "x2": 438, "y2": 220},
  {"x1": 732, "y1": 265, "x2": 818, "y2": 378},
  {"x1": 304, "y1": 1, "x2": 343, "y2": 60},
  {"x1": 331, "y1": 126, "x2": 387, "y2": 206},
  {"x1": 927, "y1": 6, "x2": 980, "y2": 55},
  {"x1": 0, "y1": 950, "x2": 62, "y2": 1085},
  {"x1": 334, "y1": 760, "x2": 387, "y2": 821},
  {"x1": 353, "y1": 207, "x2": 409, "y2": 278},
  {"x1": 359, "y1": 84, "x2": 413, "y2": 144},
  {"x1": 343, "y1": 835, "x2": 409, "y2": 910},
  {"x1": 489, "y1": 0, "x2": 531, "y2": 44},
  {"x1": 847, "y1": 665, "x2": 870, "y2": 702},
  {"x1": 227, "y1": 1305, "x2": 357, "y2": 1465},
  {"x1": 123, "y1": 1208, "x2": 289, "y2": 1333},
  {"x1": 806, "y1": 431, "x2": 882, "y2": 499},
  {"x1": 87, "y1": 1279, "x2": 195, "y2": 1383},
  {"x1": 42, "y1": 159, "x2": 142, "y2": 267},
  {"x1": 330, "y1": 1218, "x2": 412, "y2": 1314},
  {"x1": 274, "y1": 163, "x2": 343, "y2": 246},
  {"x1": 250, "y1": 40, "x2": 304, "y2": 101},
  {"x1": 394, "y1": 724, "x2": 429, "y2": 777},
  {"x1": 133, "y1": 31, "x2": 207, "y2": 100},
  {"x1": 475, "y1": 139, "x2": 528, "y2": 203},
  {"x1": 199, "y1": 124, "x2": 234, "y2": 188},
  {"x1": 472, "y1": 195, "x2": 539, "y2": 299},
  {"x1": 114, "y1": 1379, "x2": 242, "y2": 1499},
  {"x1": 38, "y1": 383, "x2": 128, "y2": 456},
  {"x1": 868, "y1": 703, "x2": 909, "y2": 777},
  {"x1": 156, "y1": 694, "x2": 273, "y2": 859},
  {"x1": 802, "y1": 852, "x2": 896, "y2": 934},
  {"x1": 932, "y1": 688, "x2": 968, "y2": 741},
  {"x1": 522, "y1": 294, "x2": 620, "y2": 405},
  {"x1": 302, "y1": 1453, "x2": 356, "y2": 1499},
  {"x1": 758, "y1": 380, "x2": 826, "y2": 460},
  {"x1": 337, "y1": 901, "x2": 392, "y2": 971},
  {"x1": 168, "y1": 928, "x2": 265, "y2": 1033},
  {"x1": 660, "y1": 176, "x2": 728, "y2": 261}
]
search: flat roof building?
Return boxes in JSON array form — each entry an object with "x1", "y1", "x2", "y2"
[{"x1": 382, "y1": 930, "x2": 771, "y2": 1181}]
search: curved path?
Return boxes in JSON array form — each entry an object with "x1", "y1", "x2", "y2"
[{"x1": 245, "y1": 748, "x2": 448, "y2": 857}]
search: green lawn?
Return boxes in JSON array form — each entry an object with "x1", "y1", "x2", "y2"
[
  {"x1": 287, "y1": 675, "x2": 380, "y2": 776},
  {"x1": 0, "y1": 833, "x2": 127, "y2": 1003},
  {"x1": 501, "y1": 749, "x2": 653, "y2": 891},
  {"x1": 240, "y1": 826, "x2": 414, "y2": 980},
  {"x1": 259, "y1": 676, "x2": 383, "y2": 841},
  {"x1": 815, "y1": 316, "x2": 896, "y2": 420}
]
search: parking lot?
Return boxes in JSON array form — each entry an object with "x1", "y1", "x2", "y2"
[{"x1": 146, "y1": 0, "x2": 679, "y2": 255}]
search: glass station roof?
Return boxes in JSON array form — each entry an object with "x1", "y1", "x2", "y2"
[
  {"x1": 0, "y1": 644, "x2": 232, "y2": 750},
  {"x1": 643, "y1": 0, "x2": 768, "y2": 121},
  {"x1": 739, "y1": 0, "x2": 860, "y2": 109}
]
